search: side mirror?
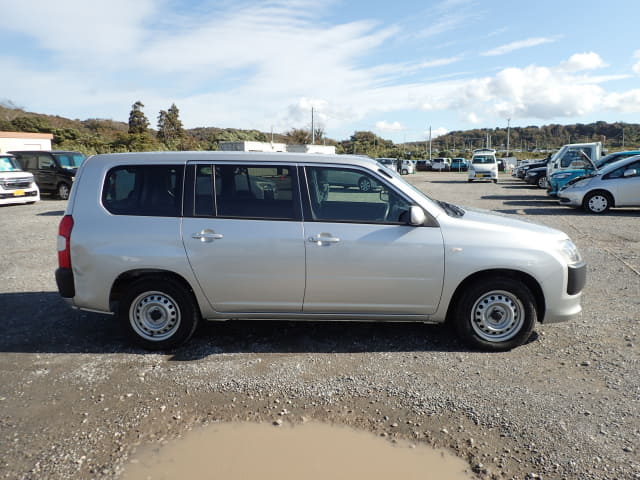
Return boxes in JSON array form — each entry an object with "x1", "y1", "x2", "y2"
[
  {"x1": 379, "y1": 190, "x2": 389, "y2": 202},
  {"x1": 623, "y1": 169, "x2": 637, "y2": 178},
  {"x1": 409, "y1": 205, "x2": 426, "y2": 226}
]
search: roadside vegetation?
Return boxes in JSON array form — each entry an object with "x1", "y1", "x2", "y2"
[{"x1": 1, "y1": 101, "x2": 638, "y2": 160}]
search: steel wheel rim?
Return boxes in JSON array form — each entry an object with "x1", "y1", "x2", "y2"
[
  {"x1": 129, "y1": 291, "x2": 181, "y2": 341},
  {"x1": 538, "y1": 176, "x2": 547, "y2": 188},
  {"x1": 588, "y1": 195, "x2": 608, "y2": 213},
  {"x1": 471, "y1": 290, "x2": 524, "y2": 342},
  {"x1": 359, "y1": 179, "x2": 372, "y2": 191}
]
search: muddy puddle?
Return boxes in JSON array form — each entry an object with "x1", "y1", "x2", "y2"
[{"x1": 122, "y1": 421, "x2": 476, "y2": 479}]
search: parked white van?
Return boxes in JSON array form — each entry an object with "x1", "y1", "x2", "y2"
[
  {"x1": 0, "y1": 154, "x2": 40, "y2": 205},
  {"x1": 56, "y1": 152, "x2": 585, "y2": 352},
  {"x1": 468, "y1": 149, "x2": 498, "y2": 183}
]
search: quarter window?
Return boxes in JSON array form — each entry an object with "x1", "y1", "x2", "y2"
[
  {"x1": 102, "y1": 165, "x2": 183, "y2": 216},
  {"x1": 305, "y1": 166, "x2": 411, "y2": 224}
]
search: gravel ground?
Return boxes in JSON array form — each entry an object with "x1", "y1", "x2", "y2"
[{"x1": 1, "y1": 171, "x2": 639, "y2": 480}]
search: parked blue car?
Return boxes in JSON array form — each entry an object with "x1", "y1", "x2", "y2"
[
  {"x1": 547, "y1": 150, "x2": 640, "y2": 196},
  {"x1": 450, "y1": 158, "x2": 468, "y2": 171}
]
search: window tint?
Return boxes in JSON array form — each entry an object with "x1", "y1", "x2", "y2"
[
  {"x1": 37, "y1": 154, "x2": 53, "y2": 169},
  {"x1": 305, "y1": 166, "x2": 411, "y2": 224},
  {"x1": 194, "y1": 164, "x2": 296, "y2": 220},
  {"x1": 103, "y1": 165, "x2": 183, "y2": 216}
]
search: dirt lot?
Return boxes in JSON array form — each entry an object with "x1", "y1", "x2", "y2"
[{"x1": 1, "y1": 171, "x2": 639, "y2": 480}]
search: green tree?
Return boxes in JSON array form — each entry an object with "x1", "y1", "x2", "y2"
[
  {"x1": 157, "y1": 103, "x2": 185, "y2": 149},
  {"x1": 285, "y1": 128, "x2": 311, "y2": 144},
  {"x1": 128, "y1": 101, "x2": 149, "y2": 134}
]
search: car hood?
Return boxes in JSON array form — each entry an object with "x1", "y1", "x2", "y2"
[{"x1": 446, "y1": 207, "x2": 567, "y2": 242}]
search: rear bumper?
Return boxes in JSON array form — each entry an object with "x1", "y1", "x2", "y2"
[{"x1": 55, "y1": 267, "x2": 75, "y2": 298}]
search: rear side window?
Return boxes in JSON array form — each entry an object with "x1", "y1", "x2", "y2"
[
  {"x1": 193, "y1": 164, "x2": 297, "y2": 220},
  {"x1": 102, "y1": 165, "x2": 183, "y2": 216}
]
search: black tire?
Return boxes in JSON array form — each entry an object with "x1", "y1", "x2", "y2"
[
  {"x1": 358, "y1": 177, "x2": 373, "y2": 192},
  {"x1": 467, "y1": 179, "x2": 473, "y2": 183},
  {"x1": 453, "y1": 278, "x2": 537, "y2": 351},
  {"x1": 492, "y1": 179, "x2": 498, "y2": 184},
  {"x1": 537, "y1": 176, "x2": 547, "y2": 189},
  {"x1": 58, "y1": 183, "x2": 71, "y2": 200},
  {"x1": 401, "y1": 169, "x2": 408, "y2": 175},
  {"x1": 583, "y1": 191, "x2": 612, "y2": 214},
  {"x1": 119, "y1": 277, "x2": 200, "y2": 350}
]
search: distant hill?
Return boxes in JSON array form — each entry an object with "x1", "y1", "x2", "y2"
[{"x1": 1, "y1": 103, "x2": 638, "y2": 157}]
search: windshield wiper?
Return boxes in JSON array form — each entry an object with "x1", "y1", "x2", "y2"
[{"x1": 437, "y1": 200, "x2": 465, "y2": 217}]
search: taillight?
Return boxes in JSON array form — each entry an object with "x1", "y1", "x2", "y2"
[{"x1": 57, "y1": 215, "x2": 74, "y2": 269}]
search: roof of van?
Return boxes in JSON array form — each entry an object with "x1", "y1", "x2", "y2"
[{"x1": 84, "y1": 151, "x2": 379, "y2": 168}]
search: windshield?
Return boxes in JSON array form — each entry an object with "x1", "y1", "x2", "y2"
[
  {"x1": 472, "y1": 156, "x2": 495, "y2": 164},
  {"x1": 0, "y1": 156, "x2": 21, "y2": 172},
  {"x1": 53, "y1": 153, "x2": 85, "y2": 169}
]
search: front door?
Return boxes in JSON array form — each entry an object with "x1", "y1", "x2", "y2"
[{"x1": 302, "y1": 165, "x2": 445, "y2": 315}]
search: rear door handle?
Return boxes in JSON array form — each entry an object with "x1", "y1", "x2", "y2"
[
  {"x1": 308, "y1": 233, "x2": 341, "y2": 245},
  {"x1": 192, "y1": 229, "x2": 224, "y2": 243}
]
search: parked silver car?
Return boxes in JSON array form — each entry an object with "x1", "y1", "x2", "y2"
[
  {"x1": 558, "y1": 155, "x2": 640, "y2": 214},
  {"x1": 56, "y1": 152, "x2": 585, "y2": 351}
]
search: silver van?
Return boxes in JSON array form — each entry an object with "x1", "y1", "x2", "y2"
[{"x1": 56, "y1": 152, "x2": 586, "y2": 351}]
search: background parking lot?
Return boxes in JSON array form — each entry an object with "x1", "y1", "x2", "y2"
[{"x1": 1, "y1": 171, "x2": 639, "y2": 479}]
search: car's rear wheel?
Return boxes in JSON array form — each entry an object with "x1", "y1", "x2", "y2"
[
  {"x1": 583, "y1": 191, "x2": 612, "y2": 214},
  {"x1": 57, "y1": 183, "x2": 71, "y2": 200},
  {"x1": 453, "y1": 278, "x2": 536, "y2": 351},
  {"x1": 401, "y1": 169, "x2": 408, "y2": 175},
  {"x1": 119, "y1": 277, "x2": 200, "y2": 350}
]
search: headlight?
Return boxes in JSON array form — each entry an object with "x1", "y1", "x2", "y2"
[
  {"x1": 554, "y1": 172, "x2": 574, "y2": 179},
  {"x1": 558, "y1": 239, "x2": 582, "y2": 265},
  {"x1": 566, "y1": 178, "x2": 591, "y2": 189}
]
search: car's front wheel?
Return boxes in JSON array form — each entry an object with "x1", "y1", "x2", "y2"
[
  {"x1": 537, "y1": 176, "x2": 548, "y2": 189},
  {"x1": 583, "y1": 190, "x2": 612, "y2": 214},
  {"x1": 358, "y1": 177, "x2": 373, "y2": 192},
  {"x1": 453, "y1": 278, "x2": 536, "y2": 351},
  {"x1": 119, "y1": 277, "x2": 200, "y2": 350}
]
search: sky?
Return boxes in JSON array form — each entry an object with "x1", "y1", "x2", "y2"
[{"x1": 1, "y1": 0, "x2": 640, "y2": 143}]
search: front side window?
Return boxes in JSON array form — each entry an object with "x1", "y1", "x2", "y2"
[
  {"x1": 194, "y1": 164, "x2": 297, "y2": 220},
  {"x1": 305, "y1": 166, "x2": 411, "y2": 224},
  {"x1": 605, "y1": 160, "x2": 640, "y2": 180},
  {"x1": 102, "y1": 165, "x2": 183, "y2": 216}
]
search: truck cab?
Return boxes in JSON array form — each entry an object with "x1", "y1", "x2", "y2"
[{"x1": 546, "y1": 142, "x2": 602, "y2": 179}]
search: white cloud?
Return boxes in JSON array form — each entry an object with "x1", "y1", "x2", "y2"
[
  {"x1": 430, "y1": 127, "x2": 449, "y2": 139},
  {"x1": 481, "y1": 37, "x2": 557, "y2": 56},
  {"x1": 561, "y1": 52, "x2": 607, "y2": 71},
  {"x1": 604, "y1": 90, "x2": 640, "y2": 112},
  {"x1": 633, "y1": 50, "x2": 640, "y2": 74},
  {"x1": 375, "y1": 121, "x2": 405, "y2": 132},
  {"x1": 466, "y1": 113, "x2": 481, "y2": 124}
]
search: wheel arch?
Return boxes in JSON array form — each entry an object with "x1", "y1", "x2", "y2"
[
  {"x1": 583, "y1": 189, "x2": 615, "y2": 208},
  {"x1": 445, "y1": 269, "x2": 545, "y2": 325},
  {"x1": 109, "y1": 269, "x2": 200, "y2": 314}
]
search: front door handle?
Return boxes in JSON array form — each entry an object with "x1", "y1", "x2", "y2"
[
  {"x1": 308, "y1": 233, "x2": 341, "y2": 245},
  {"x1": 192, "y1": 229, "x2": 224, "y2": 243}
]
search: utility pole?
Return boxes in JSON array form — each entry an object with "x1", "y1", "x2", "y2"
[
  {"x1": 506, "y1": 118, "x2": 511, "y2": 157},
  {"x1": 311, "y1": 107, "x2": 315, "y2": 144},
  {"x1": 428, "y1": 126, "x2": 432, "y2": 161}
]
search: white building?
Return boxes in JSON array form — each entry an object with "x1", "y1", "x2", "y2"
[
  {"x1": 219, "y1": 141, "x2": 335, "y2": 155},
  {"x1": 0, "y1": 131, "x2": 53, "y2": 153}
]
